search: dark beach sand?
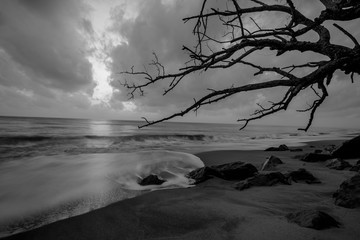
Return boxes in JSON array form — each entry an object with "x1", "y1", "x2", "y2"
[{"x1": 3, "y1": 140, "x2": 360, "y2": 240}]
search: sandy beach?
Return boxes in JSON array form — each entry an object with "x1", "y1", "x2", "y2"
[{"x1": 2, "y1": 139, "x2": 360, "y2": 240}]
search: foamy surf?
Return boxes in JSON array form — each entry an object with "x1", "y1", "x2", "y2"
[{"x1": 0, "y1": 151, "x2": 203, "y2": 237}]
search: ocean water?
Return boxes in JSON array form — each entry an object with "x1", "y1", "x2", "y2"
[
  {"x1": 0, "y1": 116, "x2": 356, "y2": 160},
  {"x1": 0, "y1": 116, "x2": 357, "y2": 236}
]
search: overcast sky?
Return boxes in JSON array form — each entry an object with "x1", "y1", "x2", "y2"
[{"x1": 0, "y1": 0, "x2": 359, "y2": 128}]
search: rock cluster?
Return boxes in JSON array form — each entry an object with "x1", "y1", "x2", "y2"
[{"x1": 187, "y1": 135, "x2": 360, "y2": 232}]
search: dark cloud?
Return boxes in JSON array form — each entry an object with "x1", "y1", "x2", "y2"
[{"x1": 0, "y1": 0, "x2": 93, "y2": 92}]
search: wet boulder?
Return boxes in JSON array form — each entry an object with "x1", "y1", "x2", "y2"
[
  {"x1": 301, "y1": 153, "x2": 332, "y2": 162},
  {"x1": 349, "y1": 160, "x2": 360, "y2": 172},
  {"x1": 138, "y1": 174, "x2": 166, "y2": 186},
  {"x1": 265, "y1": 144, "x2": 289, "y2": 151},
  {"x1": 333, "y1": 174, "x2": 360, "y2": 208},
  {"x1": 286, "y1": 168, "x2": 321, "y2": 184},
  {"x1": 234, "y1": 172, "x2": 290, "y2": 191},
  {"x1": 286, "y1": 210, "x2": 340, "y2": 230},
  {"x1": 186, "y1": 166, "x2": 217, "y2": 184},
  {"x1": 326, "y1": 158, "x2": 351, "y2": 170},
  {"x1": 211, "y1": 162, "x2": 258, "y2": 181},
  {"x1": 187, "y1": 161, "x2": 258, "y2": 183},
  {"x1": 260, "y1": 155, "x2": 284, "y2": 171},
  {"x1": 332, "y1": 135, "x2": 360, "y2": 159}
]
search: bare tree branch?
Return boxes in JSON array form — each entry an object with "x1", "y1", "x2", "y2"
[{"x1": 119, "y1": 0, "x2": 360, "y2": 131}]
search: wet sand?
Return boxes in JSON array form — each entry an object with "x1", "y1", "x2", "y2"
[{"x1": 3, "y1": 139, "x2": 360, "y2": 240}]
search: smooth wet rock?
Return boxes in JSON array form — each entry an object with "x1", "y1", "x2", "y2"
[
  {"x1": 234, "y1": 172, "x2": 290, "y2": 191},
  {"x1": 211, "y1": 162, "x2": 258, "y2": 180},
  {"x1": 333, "y1": 174, "x2": 360, "y2": 208},
  {"x1": 286, "y1": 210, "x2": 340, "y2": 230},
  {"x1": 301, "y1": 153, "x2": 332, "y2": 162},
  {"x1": 326, "y1": 158, "x2": 351, "y2": 170},
  {"x1": 186, "y1": 166, "x2": 216, "y2": 184},
  {"x1": 314, "y1": 149, "x2": 322, "y2": 154},
  {"x1": 260, "y1": 155, "x2": 283, "y2": 171},
  {"x1": 332, "y1": 135, "x2": 360, "y2": 159},
  {"x1": 349, "y1": 160, "x2": 360, "y2": 172},
  {"x1": 138, "y1": 174, "x2": 166, "y2": 186},
  {"x1": 286, "y1": 168, "x2": 321, "y2": 184},
  {"x1": 265, "y1": 144, "x2": 289, "y2": 151},
  {"x1": 187, "y1": 161, "x2": 258, "y2": 183}
]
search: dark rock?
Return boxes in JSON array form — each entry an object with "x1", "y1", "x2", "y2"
[
  {"x1": 286, "y1": 168, "x2": 321, "y2": 184},
  {"x1": 187, "y1": 161, "x2": 258, "y2": 183},
  {"x1": 314, "y1": 149, "x2": 322, "y2": 154},
  {"x1": 326, "y1": 158, "x2": 351, "y2": 170},
  {"x1": 324, "y1": 144, "x2": 337, "y2": 153},
  {"x1": 349, "y1": 160, "x2": 360, "y2": 172},
  {"x1": 260, "y1": 155, "x2": 284, "y2": 171},
  {"x1": 349, "y1": 165, "x2": 360, "y2": 172},
  {"x1": 234, "y1": 172, "x2": 290, "y2": 191},
  {"x1": 265, "y1": 147, "x2": 279, "y2": 151},
  {"x1": 138, "y1": 174, "x2": 166, "y2": 186},
  {"x1": 301, "y1": 153, "x2": 332, "y2": 162},
  {"x1": 210, "y1": 162, "x2": 258, "y2": 181},
  {"x1": 290, "y1": 148, "x2": 303, "y2": 152},
  {"x1": 333, "y1": 174, "x2": 360, "y2": 208},
  {"x1": 286, "y1": 210, "x2": 340, "y2": 230},
  {"x1": 332, "y1": 135, "x2": 360, "y2": 159},
  {"x1": 186, "y1": 166, "x2": 216, "y2": 184},
  {"x1": 278, "y1": 144, "x2": 289, "y2": 151},
  {"x1": 265, "y1": 144, "x2": 289, "y2": 151}
]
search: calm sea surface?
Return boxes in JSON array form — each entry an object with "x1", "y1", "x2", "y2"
[
  {"x1": 0, "y1": 116, "x2": 356, "y2": 159},
  {"x1": 0, "y1": 116, "x2": 357, "y2": 236}
]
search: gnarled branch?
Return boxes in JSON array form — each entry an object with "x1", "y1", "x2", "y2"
[{"x1": 120, "y1": 0, "x2": 360, "y2": 131}]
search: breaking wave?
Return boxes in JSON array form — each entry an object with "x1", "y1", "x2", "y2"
[{"x1": 0, "y1": 151, "x2": 203, "y2": 237}]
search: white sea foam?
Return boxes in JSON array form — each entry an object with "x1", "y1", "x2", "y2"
[{"x1": 0, "y1": 151, "x2": 203, "y2": 236}]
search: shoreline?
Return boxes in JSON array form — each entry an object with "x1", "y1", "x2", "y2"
[
  {"x1": 3, "y1": 138, "x2": 360, "y2": 240},
  {"x1": 195, "y1": 139, "x2": 344, "y2": 166}
]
